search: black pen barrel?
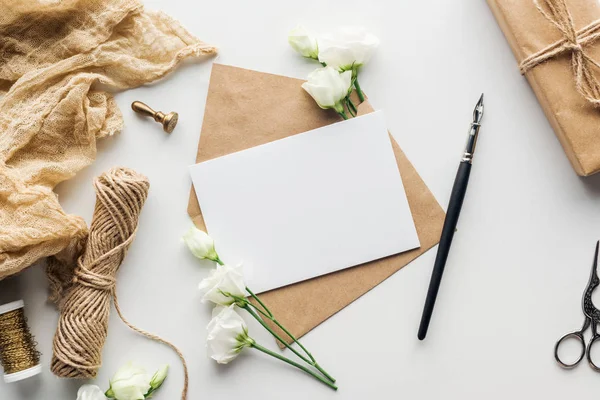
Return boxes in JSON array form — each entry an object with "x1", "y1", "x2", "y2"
[{"x1": 418, "y1": 161, "x2": 472, "y2": 340}]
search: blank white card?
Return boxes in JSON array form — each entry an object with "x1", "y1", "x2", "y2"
[{"x1": 190, "y1": 111, "x2": 420, "y2": 293}]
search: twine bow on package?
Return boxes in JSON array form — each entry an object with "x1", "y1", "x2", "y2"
[
  {"x1": 488, "y1": 0, "x2": 600, "y2": 176},
  {"x1": 0, "y1": 0, "x2": 216, "y2": 279}
]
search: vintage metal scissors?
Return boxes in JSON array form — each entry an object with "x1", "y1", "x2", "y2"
[{"x1": 555, "y1": 241, "x2": 600, "y2": 371}]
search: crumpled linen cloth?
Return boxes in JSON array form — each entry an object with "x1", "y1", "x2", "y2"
[{"x1": 0, "y1": 0, "x2": 216, "y2": 281}]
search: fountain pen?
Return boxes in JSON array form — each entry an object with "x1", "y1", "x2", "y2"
[{"x1": 417, "y1": 93, "x2": 484, "y2": 340}]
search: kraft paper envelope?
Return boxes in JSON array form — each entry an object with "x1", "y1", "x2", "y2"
[{"x1": 188, "y1": 63, "x2": 445, "y2": 344}]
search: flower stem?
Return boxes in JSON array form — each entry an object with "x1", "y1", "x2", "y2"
[
  {"x1": 246, "y1": 303, "x2": 312, "y2": 361},
  {"x1": 242, "y1": 304, "x2": 312, "y2": 365},
  {"x1": 338, "y1": 111, "x2": 349, "y2": 120},
  {"x1": 215, "y1": 257, "x2": 224, "y2": 266},
  {"x1": 354, "y1": 78, "x2": 365, "y2": 102},
  {"x1": 243, "y1": 300, "x2": 336, "y2": 383},
  {"x1": 250, "y1": 342, "x2": 337, "y2": 390},
  {"x1": 227, "y1": 274, "x2": 336, "y2": 382},
  {"x1": 246, "y1": 287, "x2": 272, "y2": 317},
  {"x1": 348, "y1": 97, "x2": 358, "y2": 114},
  {"x1": 346, "y1": 97, "x2": 357, "y2": 117}
]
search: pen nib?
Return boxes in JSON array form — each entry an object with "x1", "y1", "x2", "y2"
[{"x1": 473, "y1": 93, "x2": 484, "y2": 124}]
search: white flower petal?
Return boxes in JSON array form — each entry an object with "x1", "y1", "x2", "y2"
[
  {"x1": 318, "y1": 27, "x2": 379, "y2": 70},
  {"x1": 108, "y1": 363, "x2": 151, "y2": 400},
  {"x1": 76, "y1": 385, "x2": 107, "y2": 400},
  {"x1": 198, "y1": 264, "x2": 246, "y2": 306},
  {"x1": 207, "y1": 305, "x2": 252, "y2": 364},
  {"x1": 302, "y1": 67, "x2": 351, "y2": 110}
]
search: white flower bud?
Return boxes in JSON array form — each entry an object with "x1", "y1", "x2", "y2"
[
  {"x1": 288, "y1": 25, "x2": 319, "y2": 60},
  {"x1": 149, "y1": 364, "x2": 169, "y2": 391},
  {"x1": 183, "y1": 227, "x2": 220, "y2": 262}
]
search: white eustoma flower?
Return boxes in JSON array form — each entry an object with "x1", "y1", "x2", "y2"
[
  {"x1": 318, "y1": 27, "x2": 380, "y2": 71},
  {"x1": 301, "y1": 67, "x2": 352, "y2": 114},
  {"x1": 183, "y1": 227, "x2": 220, "y2": 262},
  {"x1": 77, "y1": 385, "x2": 107, "y2": 400},
  {"x1": 106, "y1": 363, "x2": 151, "y2": 400},
  {"x1": 198, "y1": 263, "x2": 246, "y2": 305},
  {"x1": 288, "y1": 25, "x2": 319, "y2": 59},
  {"x1": 207, "y1": 305, "x2": 254, "y2": 364}
]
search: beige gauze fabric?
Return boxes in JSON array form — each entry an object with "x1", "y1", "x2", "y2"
[{"x1": 0, "y1": 0, "x2": 216, "y2": 281}]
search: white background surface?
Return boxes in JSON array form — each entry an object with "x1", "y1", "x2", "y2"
[
  {"x1": 190, "y1": 111, "x2": 419, "y2": 293},
  {"x1": 2, "y1": 0, "x2": 600, "y2": 399}
]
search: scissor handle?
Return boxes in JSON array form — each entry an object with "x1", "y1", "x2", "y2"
[
  {"x1": 586, "y1": 334, "x2": 600, "y2": 371},
  {"x1": 555, "y1": 331, "x2": 586, "y2": 369}
]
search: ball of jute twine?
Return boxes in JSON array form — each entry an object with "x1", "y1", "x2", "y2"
[{"x1": 51, "y1": 167, "x2": 189, "y2": 400}]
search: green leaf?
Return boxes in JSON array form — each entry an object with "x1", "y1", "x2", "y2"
[{"x1": 105, "y1": 388, "x2": 115, "y2": 398}]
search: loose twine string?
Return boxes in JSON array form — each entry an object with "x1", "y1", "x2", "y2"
[
  {"x1": 50, "y1": 168, "x2": 189, "y2": 400},
  {"x1": 0, "y1": 307, "x2": 40, "y2": 375},
  {"x1": 519, "y1": 0, "x2": 600, "y2": 107}
]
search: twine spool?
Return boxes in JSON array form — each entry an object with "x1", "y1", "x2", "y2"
[
  {"x1": 0, "y1": 300, "x2": 42, "y2": 383},
  {"x1": 50, "y1": 168, "x2": 189, "y2": 400}
]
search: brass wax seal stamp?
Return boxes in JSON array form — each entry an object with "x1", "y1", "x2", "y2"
[{"x1": 131, "y1": 101, "x2": 178, "y2": 133}]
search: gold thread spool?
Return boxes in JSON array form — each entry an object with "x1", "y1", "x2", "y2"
[{"x1": 0, "y1": 300, "x2": 42, "y2": 383}]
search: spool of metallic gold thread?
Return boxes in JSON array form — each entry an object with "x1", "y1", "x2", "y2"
[{"x1": 0, "y1": 300, "x2": 42, "y2": 383}]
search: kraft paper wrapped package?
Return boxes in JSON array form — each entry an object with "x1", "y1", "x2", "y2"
[
  {"x1": 188, "y1": 64, "x2": 445, "y2": 344},
  {"x1": 487, "y1": 0, "x2": 600, "y2": 176}
]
